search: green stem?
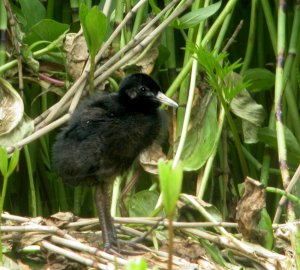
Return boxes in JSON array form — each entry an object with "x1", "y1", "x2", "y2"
[
  {"x1": 131, "y1": 1, "x2": 146, "y2": 39},
  {"x1": 260, "y1": 0, "x2": 277, "y2": 53},
  {"x1": 275, "y1": 0, "x2": 290, "y2": 189},
  {"x1": 217, "y1": 91, "x2": 248, "y2": 176},
  {"x1": 0, "y1": 32, "x2": 66, "y2": 73},
  {"x1": 197, "y1": 106, "x2": 225, "y2": 199},
  {"x1": 176, "y1": 0, "x2": 201, "y2": 137},
  {"x1": 0, "y1": 0, "x2": 7, "y2": 71},
  {"x1": 89, "y1": 55, "x2": 95, "y2": 94},
  {"x1": 283, "y1": 3, "x2": 300, "y2": 142},
  {"x1": 0, "y1": 175, "x2": 8, "y2": 262},
  {"x1": 266, "y1": 187, "x2": 300, "y2": 206},
  {"x1": 175, "y1": 0, "x2": 238, "y2": 136},
  {"x1": 296, "y1": 223, "x2": 300, "y2": 270},
  {"x1": 213, "y1": 14, "x2": 231, "y2": 53},
  {"x1": 24, "y1": 146, "x2": 37, "y2": 217},
  {"x1": 240, "y1": 0, "x2": 258, "y2": 74},
  {"x1": 111, "y1": 177, "x2": 121, "y2": 217}
]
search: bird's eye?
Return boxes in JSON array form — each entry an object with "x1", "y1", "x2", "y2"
[{"x1": 140, "y1": 86, "x2": 146, "y2": 92}]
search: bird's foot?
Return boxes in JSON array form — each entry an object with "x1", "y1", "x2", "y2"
[{"x1": 103, "y1": 238, "x2": 147, "y2": 255}]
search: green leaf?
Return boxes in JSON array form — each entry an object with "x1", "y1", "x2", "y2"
[
  {"x1": 7, "y1": 149, "x2": 20, "y2": 177},
  {"x1": 80, "y1": 4, "x2": 107, "y2": 57},
  {"x1": 223, "y1": 70, "x2": 247, "y2": 102},
  {"x1": 231, "y1": 89, "x2": 265, "y2": 143},
  {"x1": 258, "y1": 127, "x2": 300, "y2": 164},
  {"x1": 24, "y1": 19, "x2": 69, "y2": 44},
  {"x1": 230, "y1": 90, "x2": 265, "y2": 127},
  {"x1": 128, "y1": 190, "x2": 160, "y2": 217},
  {"x1": 181, "y1": 96, "x2": 218, "y2": 171},
  {"x1": 158, "y1": 160, "x2": 183, "y2": 216},
  {"x1": 243, "y1": 68, "x2": 275, "y2": 93},
  {"x1": 19, "y1": 0, "x2": 46, "y2": 30},
  {"x1": 0, "y1": 147, "x2": 8, "y2": 176},
  {"x1": 257, "y1": 208, "x2": 274, "y2": 249},
  {"x1": 173, "y1": 1, "x2": 221, "y2": 29},
  {"x1": 125, "y1": 258, "x2": 147, "y2": 270}
]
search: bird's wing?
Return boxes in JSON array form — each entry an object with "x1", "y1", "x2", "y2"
[{"x1": 63, "y1": 106, "x2": 113, "y2": 140}]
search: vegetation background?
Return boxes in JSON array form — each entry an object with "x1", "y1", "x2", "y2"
[{"x1": 0, "y1": 0, "x2": 299, "y2": 269}]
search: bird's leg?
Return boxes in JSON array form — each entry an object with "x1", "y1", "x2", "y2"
[{"x1": 95, "y1": 183, "x2": 118, "y2": 251}]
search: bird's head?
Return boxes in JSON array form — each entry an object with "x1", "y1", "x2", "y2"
[{"x1": 118, "y1": 73, "x2": 178, "y2": 110}]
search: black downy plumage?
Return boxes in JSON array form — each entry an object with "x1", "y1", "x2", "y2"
[{"x1": 52, "y1": 73, "x2": 178, "y2": 250}]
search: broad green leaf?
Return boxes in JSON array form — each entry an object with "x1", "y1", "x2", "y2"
[
  {"x1": 7, "y1": 149, "x2": 20, "y2": 177},
  {"x1": 24, "y1": 19, "x2": 69, "y2": 44},
  {"x1": 257, "y1": 208, "x2": 274, "y2": 249},
  {"x1": 126, "y1": 258, "x2": 147, "y2": 270},
  {"x1": 0, "y1": 115, "x2": 34, "y2": 147},
  {"x1": 231, "y1": 90, "x2": 265, "y2": 143},
  {"x1": 128, "y1": 190, "x2": 159, "y2": 217},
  {"x1": 243, "y1": 68, "x2": 275, "y2": 93},
  {"x1": 80, "y1": 5, "x2": 107, "y2": 57},
  {"x1": 181, "y1": 96, "x2": 218, "y2": 171},
  {"x1": 19, "y1": 0, "x2": 46, "y2": 30},
  {"x1": 173, "y1": 1, "x2": 221, "y2": 29},
  {"x1": 258, "y1": 127, "x2": 300, "y2": 163},
  {"x1": 158, "y1": 160, "x2": 183, "y2": 216},
  {"x1": 0, "y1": 147, "x2": 8, "y2": 176}
]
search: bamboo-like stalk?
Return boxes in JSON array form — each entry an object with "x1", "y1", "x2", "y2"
[
  {"x1": 260, "y1": 0, "x2": 277, "y2": 53},
  {"x1": 0, "y1": 0, "x2": 7, "y2": 71},
  {"x1": 274, "y1": 1, "x2": 297, "y2": 265},
  {"x1": 24, "y1": 146, "x2": 37, "y2": 217},
  {"x1": 283, "y1": 2, "x2": 300, "y2": 142},
  {"x1": 176, "y1": 0, "x2": 201, "y2": 137},
  {"x1": 240, "y1": 0, "x2": 258, "y2": 74},
  {"x1": 274, "y1": 0, "x2": 291, "y2": 193}
]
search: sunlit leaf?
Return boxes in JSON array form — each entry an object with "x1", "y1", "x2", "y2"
[
  {"x1": 173, "y1": 1, "x2": 221, "y2": 29},
  {"x1": 79, "y1": 4, "x2": 107, "y2": 57},
  {"x1": 0, "y1": 147, "x2": 8, "y2": 176},
  {"x1": 257, "y1": 208, "x2": 274, "y2": 249},
  {"x1": 7, "y1": 149, "x2": 20, "y2": 177},
  {"x1": 158, "y1": 160, "x2": 183, "y2": 216},
  {"x1": 126, "y1": 258, "x2": 147, "y2": 270}
]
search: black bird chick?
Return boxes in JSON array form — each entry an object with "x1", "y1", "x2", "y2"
[{"x1": 52, "y1": 73, "x2": 178, "y2": 251}]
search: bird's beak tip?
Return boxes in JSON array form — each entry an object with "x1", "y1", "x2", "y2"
[{"x1": 156, "y1": 92, "x2": 178, "y2": 108}]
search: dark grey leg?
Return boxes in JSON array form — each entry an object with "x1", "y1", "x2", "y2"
[{"x1": 95, "y1": 183, "x2": 117, "y2": 250}]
